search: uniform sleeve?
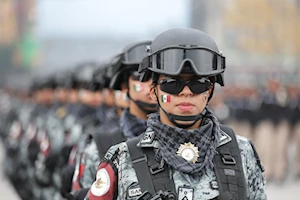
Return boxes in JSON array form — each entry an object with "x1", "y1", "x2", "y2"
[
  {"x1": 238, "y1": 137, "x2": 267, "y2": 200},
  {"x1": 81, "y1": 140, "x2": 101, "y2": 188},
  {"x1": 85, "y1": 145, "x2": 120, "y2": 200}
]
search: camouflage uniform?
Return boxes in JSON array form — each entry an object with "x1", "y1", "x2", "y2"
[
  {"x1": 73, "y1": 107, "x2": 121, "y2": 189},
  {"x1": 87, "y1": 127, "x2": 267, "y2": 200},
  {"x1": 80, "y1": 140, "x2": 100, "y2": 188}
]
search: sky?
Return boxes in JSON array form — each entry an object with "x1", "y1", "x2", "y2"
[{"x1": 36, "y1": 0, "x2": 191, "y2": 38}]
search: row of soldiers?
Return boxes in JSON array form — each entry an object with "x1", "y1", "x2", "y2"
[
  {"x1": 0, "y1": 41, "x2": 160, "y2": 200},
  {"x1": 0, "y1": 60, "x2": 125, "y2": 199},
  {"x1": 210, "y1": 79, "x2": 300, "y2": 183},
  {"x1": 0, "y1": 40, "x2": 299, "y2": 200}
]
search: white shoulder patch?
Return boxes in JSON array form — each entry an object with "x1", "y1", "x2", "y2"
[
  {"x1": 139, "y1": 131, "x2": 155, "y2": 144},
  {"x1": 90, "y1": 169, "x2": 110, "y2": 196},
  {"x1": 218, "y1": 130, "x2": 232, "y2": 147}
]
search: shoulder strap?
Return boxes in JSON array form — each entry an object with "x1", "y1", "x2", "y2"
[
  {"x1": 213, "y1": 125, "x2": 247, "y2": 200},
  {"x1": 92, "y1": 129, "x2": 126, "y2": 160},
  {"x1": 127, "y1": 126, "x2": 247, "y2": 200},
  {"x1": 127, "y1": 136, "x2": 176, "y2": 199}
]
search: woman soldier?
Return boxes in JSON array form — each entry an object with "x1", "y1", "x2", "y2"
[{"x1": 86, "y1": 28, "x2": 266, "y2": 200}]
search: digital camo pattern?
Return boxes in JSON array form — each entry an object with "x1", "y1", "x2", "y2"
[
  {"x1": 80, "y1": 139, "x2": 101, "y2": 188},
  {"x1": 89, "y1": 129, "x2": 267, "y2": 200}
]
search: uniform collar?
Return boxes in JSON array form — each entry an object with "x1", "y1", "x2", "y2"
[{"x1": 137, "y1": 127, "x2": 232, "y2": 148}]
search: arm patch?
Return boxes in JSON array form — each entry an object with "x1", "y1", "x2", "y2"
[{"x1": 87, "y1": 162, "x2": 117, "y2": 200}]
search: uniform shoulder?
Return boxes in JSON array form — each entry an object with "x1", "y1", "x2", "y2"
[
  {"x1": 102, "y1": 141, "x2": 129, "y2": 161},
  {"x1": 236, "y1": 134, "x2": 264, "y2": 172},
  {"x1": 236, "y1": 135, "x2": 253, "y2": 152}
]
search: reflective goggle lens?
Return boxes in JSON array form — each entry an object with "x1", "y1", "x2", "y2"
[
  {"x1": 124, "y1": 43, "x2": 150, "y2": 64},
  {"x1": 150, "y1": 47, "x2": 225, "y2": 76},
  {"x1": 157, "y1": 78, "x2": 211, "y2": 94}
]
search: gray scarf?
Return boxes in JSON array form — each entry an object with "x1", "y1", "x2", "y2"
[
  {"x1": 147, "y1": 108, "x2": 220, "y2": 175},
  {"x1": 120, "y1": 109, "x2": 147, "y2": 138}
]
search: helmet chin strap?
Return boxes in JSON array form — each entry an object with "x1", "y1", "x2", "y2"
[
  {"x1": 133, "y1": 100, "x2": 158, "y2": 114},
  {"x1": 128, "y1": 94, "x2": 158, "y2": 114},
  {"x1": 154, "y1": 91, "x2": 206, "y2": 129}
]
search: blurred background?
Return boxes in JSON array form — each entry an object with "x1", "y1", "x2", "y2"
[{"x1": 0, "y1": 0, "x2": 299, "y2": 199}]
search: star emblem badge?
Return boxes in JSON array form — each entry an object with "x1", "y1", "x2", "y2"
[{"x1": 176, "y1": 142, "x2": 199, "y2": 163}]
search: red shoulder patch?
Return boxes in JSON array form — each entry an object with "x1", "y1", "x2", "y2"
[{"x1": 87, "y1": 162, "x2": 117, "y2": 200}]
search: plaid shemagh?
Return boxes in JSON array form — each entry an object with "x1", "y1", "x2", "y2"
[
  {"x1": 120, "y1": 109, "x2": 147, "y2": 139},
  {"x1": 147, "y1": 108, "x2": 220, "y2": 175}
]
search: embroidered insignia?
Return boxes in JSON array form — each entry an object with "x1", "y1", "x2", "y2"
[
  {"x1": 140, "y1": 131, "x2": 155, "y2": 144},
  {"x1": 91, "y1": 169, "x2": 110, "y2": 196},
  {"x1": 56, "y1": 107, "x2": 67, "y2": 118},
  {"x1": 178, "y1": 185, "x2": 194, "y2": 200},
  {"x1": 176, "y1": 142, "x2": 199, "y2": 163},
  {"x1": 218, "y1": 130, "x2": 232, "y2": 147}
]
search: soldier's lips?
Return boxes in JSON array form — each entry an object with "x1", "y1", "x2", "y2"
[{"x1": 177, "y1": 102, "x2": 194, "y2": 112}]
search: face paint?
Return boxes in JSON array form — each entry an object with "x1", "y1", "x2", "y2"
[
  {"x1": 122, "y1": 92, "x2": 128, "y2": 101},
  {"x1": 115, "y1": 90, "x2": 128, "y2": 101},
  {"x1": 114, "y1": 90, "x2": 122, "y2": 99},
  {"x1": 78, "y1": 89, "x2": 85, "y2": 98},
  {"x1": 161, "y1": 94, "x2": 171, "y2": 103},
  {"x1": 133, "y1": 83, "x2": 143, "y2": 92}
]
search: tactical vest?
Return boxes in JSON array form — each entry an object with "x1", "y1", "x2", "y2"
[
  {"x1": 126, "y1": 125, "x2": 255, "y2": 200},
  {"x1": 91, "y1": 129, "x2": 126, "y2": 160}
]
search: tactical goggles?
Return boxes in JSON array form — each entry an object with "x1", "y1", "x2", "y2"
[
  {"x1": 157, "y1": 77, "x2": 211, "y2": 94},
  {"x1": 122, "y1": 42, "x2": 151, "y2": 65},
  {"x1": 130, "y1": 71, "x2": 151, "y2": 82},
  {"x1": 140, "y1": 46, "x2": 225, "y2": 76}
]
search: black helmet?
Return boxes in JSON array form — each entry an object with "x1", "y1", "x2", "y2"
[
  {"x1": 109, "y1": 40, "x2": 152, "y2": 90},
  {"x1": 64, "y1": 70, "x2": 78, "y2": 89},
  {"x1": 74, "y1": 62, "x2": 99, "y2": 91},
  {"x1": 92, "y1": 63, "x2": 109, "y2": 90},
  {"x1": 54, "y1": 70, "x2": 74, "y2": 89},
  {"x1": 110, "y1": 41, "x2": 157, "y2": 114},
  {"x1": 139, "y1": 28, "x2": 225, "y2": 86}
]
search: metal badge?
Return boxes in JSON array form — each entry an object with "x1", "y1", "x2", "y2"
[
  {"x1": 176, "y1": 142, "x2": 199, "y2": 163},
  {"x1": 178, "y1": 185, "x2": 194, "y2": 200},
  {"x1": 56, "y1": 107, "x2": 67, "y2": 118}
]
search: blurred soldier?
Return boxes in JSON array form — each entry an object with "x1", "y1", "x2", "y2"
[
  {"x1": 235, "y1": 85, "x2": 260, "y2": 140},
  {"x1": 2, "y1": 75, "x2": 37, "y2": 200},
  {"x1": 288, "y1": 84, "x2": 300, "y2": 178},
  {"x1": 222, "y1": 86, "x2": 240, "y2": 134},
  {"x1": 254, "y1": 78, "x2": 290, "y2": 182},
  {"x1": 87, "y1": 28, "x2": 266, "y2": 200},
  {"x1": 208, "y1": 90, "x2": 230, "y2": 125},
  {"x1": 33, "y1": 74, "x2": 65, "y2": 200},
  {"x1": 0, "y1": 86, "x2": 13, "y2": 140},
  {"x1": 70, "y1": 41, "x2": 158, "y2": 200},
  {"x1": 60, "y1": 63, "x2": 114, "y2": 199}
]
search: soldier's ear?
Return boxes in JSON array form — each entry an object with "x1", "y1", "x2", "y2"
[
  {"x1": 150, "y1": 86, "x2": 157, "y2": 102},
  {"x1": 120, "y1": 82, "x2": 128, "y2": 93}
]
